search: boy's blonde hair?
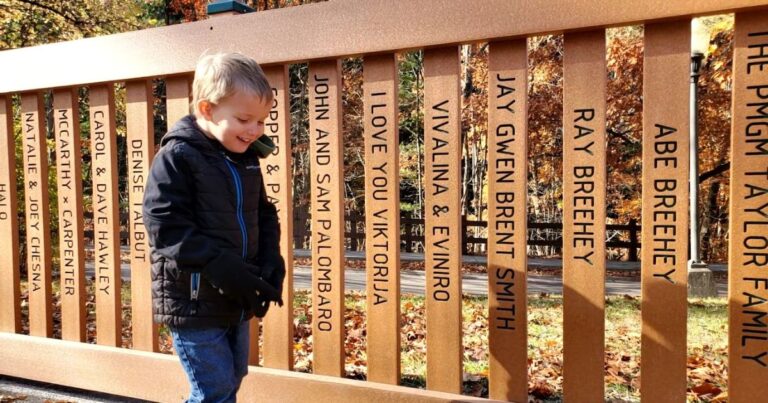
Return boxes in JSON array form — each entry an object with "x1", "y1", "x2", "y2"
[{"x1": 192, "y1": 52, "x2": 272, "y2": 116}]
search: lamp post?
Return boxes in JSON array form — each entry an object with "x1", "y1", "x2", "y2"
[{"x1": 687, "y1": 19, "x2": 717, "y2": 297}]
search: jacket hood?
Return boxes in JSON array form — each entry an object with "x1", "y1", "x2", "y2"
[{"x1": 161, "y1": 114, "x2": 275, "y2": 159}]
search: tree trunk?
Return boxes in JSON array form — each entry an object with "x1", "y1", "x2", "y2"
[{"x1": 699, "y1": 179, "x2": 721, "y2": 262}]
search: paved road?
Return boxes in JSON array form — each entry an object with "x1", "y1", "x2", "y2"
[
  {"x1": 291, "y1": 266, "x2": 727, "y2": 297},
  {"x1": 89, "y1": 260, "x2": 727, "y2": 297}
]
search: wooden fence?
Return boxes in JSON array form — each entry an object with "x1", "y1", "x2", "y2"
[
  {"x1": 338, "y1": 214, "x2": 641, "y2": 259},
  {"x1": 0, "y1": 1, "x2": 766, "y2": 402}
]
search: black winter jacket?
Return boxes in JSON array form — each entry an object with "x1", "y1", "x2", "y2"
[{"x1": 143, "y1": 115, "x2": 284, "y2": 328}]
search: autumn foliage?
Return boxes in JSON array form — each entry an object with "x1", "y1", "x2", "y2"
[{"x1": 0, "y1": 2, "x2": 735, "y2": 261}]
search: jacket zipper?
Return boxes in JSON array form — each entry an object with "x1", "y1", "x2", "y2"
[
  {"x1": 225, "y1": 157, "x2": 250, "y2": 322},
  {"x1": 224, "y1": 158, "x2": 248, "y2": 259},
  {"x1": 189, "y1": 157, "x2": 248, "y2": 308},
  {"x1": 190, "y1": 272, "x2": 200, "y2": 301}
]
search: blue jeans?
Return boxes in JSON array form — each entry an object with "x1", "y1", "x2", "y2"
[{"x1": 170, "y1": 321, "x2": 251, "y2": 403}]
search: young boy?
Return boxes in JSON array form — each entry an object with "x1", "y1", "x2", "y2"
[{"x1": 143, "y1": 52, "x2": 285, "y2": 403}]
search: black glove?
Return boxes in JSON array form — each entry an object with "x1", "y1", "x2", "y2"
[
  {"x1": 248, "y1": 293, "x2": 271, "y2": 318},
  {"x1": 261, "y1": 256, "x2": 286, "y2": 294},
  {"x1": 203, "y1": 257, "x2": 282, "y2": 304},
  {"x1": 250, "y1": 275, "x2": 283, "y2": 306},
  {"x1": 244, "y1": 257, "x2": 285, "y2": 318},
  {"x1": 244, "y1": 276, "x2": 283, "y2": 318}
]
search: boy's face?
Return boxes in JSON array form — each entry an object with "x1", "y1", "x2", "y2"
[{"x1": 198, "y1": 91, "x2": 271, "y2": 154}]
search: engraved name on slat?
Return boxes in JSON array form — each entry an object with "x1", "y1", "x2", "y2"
[
  {"x1": 640, "y1": 21, "x2": 690, "y2": 403},
  {"x1": 54, "y1": 89, "x2": 87, "y2": 342},
  {"x1": 309, "y1": 61, "x2": 345, "y2": 377},
  {"x1": 0, "y1": 95, "x2": 21, "y2": 333},
  {"x1": 21, "y1": 93, "x2": 53, "y2": 337},
  {"x1": 262, "y1": 66, "x2": 295, "y2": 370},
  {"x1": 424, "y1": 47, "x2": 462, "y2": 394},
  {"x1": 363, "y1": 54, "x2": 401, "y2": 385},
  {"x1": 487, "y1": 39, "x2": 529, "y2": 402},
  {"x1": 729, "y1": 12, "x2": 768, "y2": 400},
  {"x1": 90, "y1": 85, "x2": 122, "y2": 347}
]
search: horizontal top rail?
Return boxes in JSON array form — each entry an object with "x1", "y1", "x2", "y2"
[{"x1": 2, "y1": 0, "x2": 767, "y2": 93}]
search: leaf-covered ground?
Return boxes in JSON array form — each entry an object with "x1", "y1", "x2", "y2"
[
  {"x1": 19, "y1": 279, "x2": 728, "y2": 403},
  {"x1": 281, "y1": 292, "x2": 727, "y2": 402}
]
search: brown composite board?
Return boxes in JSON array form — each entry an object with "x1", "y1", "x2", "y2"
[
  {"x1": 21, "y1": 92, "x2": 53, "y2": 338},
  {"x1": 363, "y1": 53, "x2": 401, "y2": 385},
  {"x1": 0, "y1": 95, "x2": 20, "y2": 333},
  {"x1": 262, "y1": 65, "x2": 295, "y2": 371},
  {"x1": 309, "y1": 60, "x2": 345, "y2": 377},
  {"x1": 487, "y1": 39, "x2": 529, "y2": 402},
  {"x1": 166, "y1": 76, "x2": 191, "y2": 128},
  {"x1": 728, "y1": 10, "x2": 768, "y2": 402},
  {"x1": 562, "y1": 30, "x2": 607, "y2": 403},
  {"x1": 3, "y1": 0, "x2": 768, "y2": 93},
  {"x1": 126, "y1": 80, "x2": 158, "y2": 352},
  {"x1": 640, "y1": 20, "x2": 690, "y2": 403},
  {"x1": 89, "y1": 85, "x2": 122, "y2": 347},
  {"x1": 53, "y1": 88, "x2": 87, "y2": 343},
  {"x1": 424, "y1": 46, "x2": 463, "y2": 394}
]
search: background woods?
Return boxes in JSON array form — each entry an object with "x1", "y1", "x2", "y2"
[{"x1": 1, "y1": 0, "x2": 734, "y2": 263}]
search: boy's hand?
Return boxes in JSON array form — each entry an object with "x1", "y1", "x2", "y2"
[
  {"x1": 244, "y1": 279, "x2": 283, "y2": 318},
  {"x1": 257, "y1": 255, "x2": 285, "y2": 296},
  {"x1": 204, "y1": 265, "x2": 253, "y2": 299},
  {"x1": 203, "y1": 260, "x2": 279, "y2": 303},
  {"x1": 248, "y1": 295, "x2": 270, "y2": 318},
  {"x1": 250, "y1": 276, "x2": 283, "y2": 306}
]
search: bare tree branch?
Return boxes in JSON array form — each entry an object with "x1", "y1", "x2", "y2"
[
  {"x1": 699, "y1": 161, "x2": 730, "y2": 183},
  {"x1": 607, "y1": 128, "x2": 639, "y2": 146}
]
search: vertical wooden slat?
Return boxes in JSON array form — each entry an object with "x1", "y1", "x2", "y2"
[
  {"x1": 562, "y1": 31, "x2": 606, "y2": 403},
  {"x1": 309, "y1": 60, "x2": 345, "y2": 377},
  {"x1": 363, "y1": 53, "x2": 401, "y2": 385},
  {"x1": 166, "y1": 76, "x2": 190, "y2": 128},
  {"x1": 487, "y1": 39, "x2": 529, "y2": 402},
  {"x1": 640, "y1": 21, "x2": 690, "y2": 403},
  {"x1": 0, "y1": 95, "x2": 21, "y2": 333},
  {"x1": 89, "y1": 85, "x2": 122, "y2": 347},
  {"x1": 53, "y1": 89, "x2": 87, "y2": 342},
  {"x1": 249, "y1": 319, "x2": 260, "y2": 366},
  {"x1": 729, "y1": 11, "x2": 768, "y2": 401},
  {"x1": 20, "y1": 92, "x2": 53, "y2": 338},
  {"x1": 262, "y1": 65, "x2": 295, "y2": 370},
  {"x1": 424, "y1": 47, "x2": 462, "y2": 394},
  {"x1": 126, "y1": 80, "x2": 157, "y2": 352}
]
